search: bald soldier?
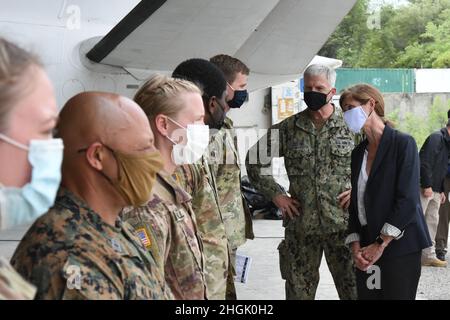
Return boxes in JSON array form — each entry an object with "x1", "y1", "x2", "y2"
[{"x1": 11, "y1": 92, "x2": 171, "y2": 300}]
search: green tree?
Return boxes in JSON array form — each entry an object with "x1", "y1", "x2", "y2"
[
  {"x1": 319, "y1": 0, "x2": 450, "y2": 68},
  {"x1": 396, "y1": 11, "x2": 450, "y2": 67},
  {"x1": 318, "y1": 0, "x2": 370, "y2": 67},
  {"x1": 387, "y1": 96, "x2": 450, "y2": 147}
]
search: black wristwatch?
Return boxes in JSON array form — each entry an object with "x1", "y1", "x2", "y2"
[{"x1": 375, "y1": 235, "x2": 388, "y2": 248}]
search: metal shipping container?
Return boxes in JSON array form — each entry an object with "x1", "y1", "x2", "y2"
[{"x1": 335, "y1": 68, "x2": 415, "y2": 93}]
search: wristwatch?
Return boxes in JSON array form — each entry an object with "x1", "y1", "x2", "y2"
[{"x1": 375, "y1": 235, "x2": 388, "y2": 248}]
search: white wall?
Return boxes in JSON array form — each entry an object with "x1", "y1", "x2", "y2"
[
  {"x1": 416, "y1": 69, "x2": 450, "y2": 93},
  {"x1": 228, "y1": 88, "x2": 292, "y2": 190},
  {"x1": 227, "y1": 88, "x2": 271, "y2": 176}
]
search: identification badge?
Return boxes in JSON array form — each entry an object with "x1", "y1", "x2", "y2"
[
  {"x1": 234, "y1": 254, "x2": 252, "y2": 284},
  {"x1": 173, "y1": 208, "x2": 185, "y2": 222}
]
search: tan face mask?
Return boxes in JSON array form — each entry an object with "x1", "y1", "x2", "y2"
[{"x1": 108, "y1": 148, "x2": 164, "y2": 207}]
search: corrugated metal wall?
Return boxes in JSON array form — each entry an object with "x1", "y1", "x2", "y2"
[{"x1": 335, "y1": 68, "x2": 415, "y2": 93}]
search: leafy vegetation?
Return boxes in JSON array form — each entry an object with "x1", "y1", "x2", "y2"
[
  {"x1": 319, "y1": 0, "x2": 450, "y2": 68},
  {"x1": 387, "y1": 96, "x2": 450, "y2": 147}
]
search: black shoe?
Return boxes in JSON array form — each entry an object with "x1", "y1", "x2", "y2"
[{"x1": 436, "y1": 250, "x2": 447, "y2": 261}]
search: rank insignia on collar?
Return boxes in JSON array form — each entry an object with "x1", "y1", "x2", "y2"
[{"x1": 110, "y1": 238, "x2": 122, "y2": 253}]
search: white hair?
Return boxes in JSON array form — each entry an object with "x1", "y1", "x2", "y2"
[{"x1": 304, "y1": 64, "x2": 336, "y2": 87}]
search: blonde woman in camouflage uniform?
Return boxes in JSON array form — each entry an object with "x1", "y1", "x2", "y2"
[
  {"x1": 172, "y1": 59, "x2": 232, "y2": 300},
  {"x1": 124, "y1": 74, "x2": 208, "y2": 299}
]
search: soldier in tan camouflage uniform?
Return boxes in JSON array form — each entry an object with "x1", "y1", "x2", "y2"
[
  {"x1": 209, "y1": 55, "x2": 254, "y2": 299},
  {"x1": 123, "y1": 75, "x2": 207, "y2": 300},
  {"x1": 176, "y1": 157, "x2": 230, "y2": 300},
  {"x1": 246, "y1": 64, "x2": 357, "y2": 300},
  {"x1": 11, "y1": 92, "x2": 171, "y2": 300},
  {"x1": 172, "y1": 58, "x2": 232, "y2": 299},
  {"x1": 208, "y1": 118, "x2": 250, "y2": 255}
]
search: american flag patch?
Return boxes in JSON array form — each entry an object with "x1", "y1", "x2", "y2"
[{"x1": 136, "y1": 228, "x2": 151, "y2": 248}]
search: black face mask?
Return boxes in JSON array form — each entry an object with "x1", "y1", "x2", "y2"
[
  {"x1": 207, "y1": 99, "x2": 226, "y2": 130},
  {"x1": 228, "y1": 89, "x2": 248, "y2": 109},
  {"x1": 304, "y1": 90, "x2": 332, "y2": 111}
]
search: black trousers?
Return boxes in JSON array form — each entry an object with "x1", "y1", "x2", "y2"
[
  {"x1": 355, "y1": 251, "x2": 421, "y2": 300},
  {"x1": 436, "y1": 177, "x2": 450, "y2": 252}
]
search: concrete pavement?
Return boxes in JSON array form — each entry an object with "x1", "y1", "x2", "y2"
[
  {"x1": 235, "y1": 219, "x2": 340, "y2": 300},
  {"x1": 1, "y1": 219, "x2": 450, "y2": 299},
  {"x1": 235, "y1": 220, "x2": 450, "y2": 300}
]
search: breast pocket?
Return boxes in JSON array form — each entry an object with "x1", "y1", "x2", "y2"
[
  {"x1": 284, "y1": 146, "x2": 313, "y2": 177},
  {"x1": 166, "y1": 204, "x2": 202, "y2": 264},
  {"x1": 124, "y1": 274, "x2": 159, "y2": 300},
  {"x1": 329, "y1": 137, "x2": 353, "y2": 176},
  {"x1": 114, "y1": 249, "x2": 156, "y2": 299}
]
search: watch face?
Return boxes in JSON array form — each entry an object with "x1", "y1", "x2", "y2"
[{"x1": 376, "y1": 236, "x2": 384, "y2": 245}]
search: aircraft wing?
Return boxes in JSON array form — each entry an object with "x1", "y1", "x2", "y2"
[{"x1": 87, "y1": 0, "x2": 357, "y2": 91}]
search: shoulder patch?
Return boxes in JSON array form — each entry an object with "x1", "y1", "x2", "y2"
[{"x1": 136, "y1": 227, "x2": 152, "y2": 249}]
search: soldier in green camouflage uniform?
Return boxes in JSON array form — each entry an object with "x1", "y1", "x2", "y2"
[
  {"x1": 123, "y1": 171, "x2": 207, "y2": 300},
  {"x1": 11, "y1": 92, "x2": 171, "y2": 300},
  {"x1": 11, "y1": 189, "x2": 170, "y2": 300},
  {"x1": 246, "y1": 65, "x2": 357, "y2": 300},
  {"x1": 172, "y1": 58, "x2": 235, "y2": 299},
  {"x1": 208, "y1": 117, "x2": 253, "y2": 299},
  {"x1": 208, "y1": 118, "x2": 249, "y2": 254},
  {"x1": 209, "y1": 54, "x2": 254, "y2": 258},
  {"x1": 210, "y1": 55, "x2": 254, "y2": 299}
]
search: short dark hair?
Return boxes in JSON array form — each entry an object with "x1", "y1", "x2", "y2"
[
  {"x1": 172, "y1": 58, "x2": 227, "y2": 101},
  {"x1": 210, "y1": 54, "x2": 250, "y2": 84},
  {"x1": 447, "y1": 109, "x2": 450, "y2": 127}
]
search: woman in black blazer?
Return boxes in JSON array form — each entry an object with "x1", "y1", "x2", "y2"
[{"x1": 340, "y1": 84, "x2": 431, "y2": 300}]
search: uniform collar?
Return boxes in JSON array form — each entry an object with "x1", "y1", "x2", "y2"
[
  {"x1": 223, "y1": 116, "x2": 234, "y2": 129},
  {"x1": 56, "y1": 188, "x2": 123, "y2": 231},
  {"x1": 158, "y1": 172, "x2": 192, "y2": 205}
]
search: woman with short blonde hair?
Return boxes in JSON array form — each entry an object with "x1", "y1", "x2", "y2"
[{"x1": 123, "y1": 74, "x2": 209, "y2": 299}]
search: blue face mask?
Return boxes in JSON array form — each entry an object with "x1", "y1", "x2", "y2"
[
  {"x1": 227, "y1": 84, "x2": 248, "y2": 109},
  {"x1": 0, "y1": 134, "x2": 64, "y2": 230},
  {"x1": 343, "y1": 106, "x2": 368, "y2": 133}
]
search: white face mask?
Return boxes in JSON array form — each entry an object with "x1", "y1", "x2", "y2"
[
  {"x1": 343, "y1": 106, "x2": 368, "y2": 133},
  {"x1": 165, "y1": 117, "x2": 210, "y2": 165},
  {"x1": 0, "y1": 134, "x2": 64, "y2": 230}
]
